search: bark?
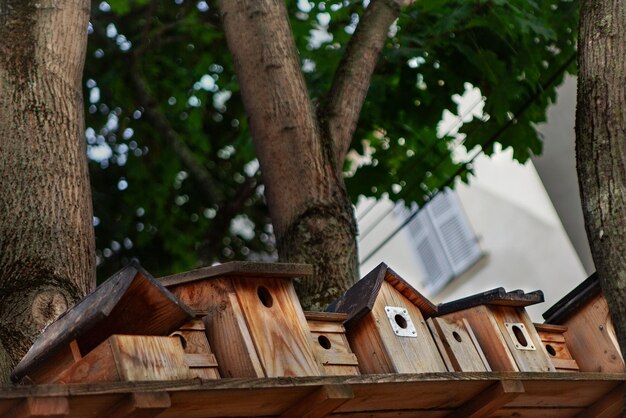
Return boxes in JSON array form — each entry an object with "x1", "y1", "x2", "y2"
[
  {"x1": 324, "y1": 0, "x2": 409, "y2": 171},
  {"x1": 576, "y1": 0, "x2": 626, "y2": 372},
  {"x1": 0, "y1": 0, "x2": 95, "y2": 382},
  {"x1": 218, "y1": 0, "x2": 358, "y2": 309}
]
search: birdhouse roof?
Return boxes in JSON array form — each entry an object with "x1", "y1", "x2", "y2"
[
  {"x1": 436, "y1": 287, "x2": 544, "y2": 316},
  {"x1": 542, "y1": 273, "x2": 600, "y2": 324},
  {"x1": 327, "y1": 263, "x2": 437, "y2": 327},
  {"x1": 158, "y1": 261, "x2": 313, "y2": 287},
  {"x1": 11, "y1": 261, "x2": 193, "y2": 383}
]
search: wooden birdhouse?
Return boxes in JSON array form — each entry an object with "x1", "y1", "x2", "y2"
[
  {"x1": 160, "y1": 262, "x2": 322, "y2": 378},
  {"x1": 327, "y1": 263, "x2": 447, "y2": 374},
  {"x1": 171, "y1": 315, "x2": 221, "y2": 379},
  {"x1": 533, "y1": 323, "x2": 579, "y2": 372},
  {"x1": 542, "y1": 273, "x2": 624, "y2": 373},
  {"x1": 427, "y1": 316, "x2": 491, "y2": 372},
  {"x1": 11, "y1": 261, "x2": 194, "y2": 384},
  {"x1": 304, "y1": 312, "x2": 360, "y2": 376},
  {"x1": 437, "y1": 288, "x2": 556, "y2": 372}
]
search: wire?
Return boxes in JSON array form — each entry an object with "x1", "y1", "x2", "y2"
[{"x1": 359, "y1": 52, "x2": 576, "y2": 266}]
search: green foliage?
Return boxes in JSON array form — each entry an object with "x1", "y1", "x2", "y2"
[{"x1": 86, "y1": 0, "x2": 577, "y2": 280}]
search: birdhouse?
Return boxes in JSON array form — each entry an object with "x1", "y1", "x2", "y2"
[
  {"x1": 11, "y1": 261, "x2": 194, "y2": 384},
  {"x1": 542, "y1": 273, "x2": 624, "y2": 373},
  {"x1": 437, "y1": 288, "x2": 556, "y2": 372},
  {"x1": 304, "y1": 312, "x2": 360, "y2": 376},
  {"x1": 533, "y1": 323, "x2": 579, "y2": 372},
  {"x1": 327, "y1": 263, "x2": 447, "y2": 374},
  {"x1": 427, "y1": 316, "x2": 491, "y2": 372},
  {"x1": 171, "y1": 315, "x2": 221, "y2": 379},
  {"x1": 160, "y1": 261, "x2": 322, "y2": 378}
]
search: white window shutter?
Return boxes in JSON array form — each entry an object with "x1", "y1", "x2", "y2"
[{"x1": 426, "y1": 190, "x2": 481, "y2": 276}]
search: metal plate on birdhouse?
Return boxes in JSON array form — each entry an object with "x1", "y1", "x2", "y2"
[
  {"x1": 504, "y1": 322, "x2": 536, "y2": 351},
  {"x1": 385, "y1": 306, "x2": 417, "y2": 338}
]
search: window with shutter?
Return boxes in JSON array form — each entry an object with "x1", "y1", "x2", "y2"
[{"x1": 395, "y1": 189, "x2": 481, "y2": 294}]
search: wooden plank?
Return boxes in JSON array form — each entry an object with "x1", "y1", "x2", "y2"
[
  {"x1": 575, "y1": 383, "x2": 625, "y2": 418},
  {"x1": 304, "y1": 312, "x2": 348, "y2": 323},
  {"x1": 490, "y1": 408, "x2": 583, "y2": 417},
  {"x1": 508, "y1": 379, "x2": 622, "y2": 408},
  {"x1": 491, "y1": 306, "x2": 556, "y2": 372},
  {"x1": 428, "y1": 318, "x2": 456, "y2": 371},
  {"x1": 171, "y1": 319, "x2": 221, "y2": 379},
  {"x1": 54, "y1": 337, "x2": 120, "y2": 384},
  {"x1": 184, "y1": 353, "x2": 218, "y2": 368},
  {"x1": 233, "y1": 277, "x2": 322, "y2": 377},
  {"x1": 428, "y1": 317, "x2": 490, "y2": 372},
  {"x1": 190, "y1": 279, "x2": 264, "y2": 378},
  {"x1": 12, "y1": 262, "x2": 193, "y2": 383},
  {"x1": 345, "y1": 314, "x2": 394, "y2": 374},
  {"x1": 159, "y1": 262, "x2": 313, "y2": 287},
  {"x1": 442, "y1": 306, "x2": 519, "y2": 372},
  {"x1": 438, "y1": 288, "x2": 544, "y2": 315},
  {"x1": 449, "y1": 380, "x2": 524, "y2": 417},
  {"x1": 307, "y1": 321, "x2": 346, "y2": 334},
  {"x1": 372, "y1": 282, "x2": 446, "y2": 373},
  {"x1": 2, "y1": 397, "x2": 69, "y2": 418},
  {"x1": 102, "y1": 392, "x2": 171, "y2": 418},
  {"x1": 281, "y1": 385, "x2": 353, "y2": 418},
  {"x1": 561, "y1": 293, "x2": 625, "y2": 373}
]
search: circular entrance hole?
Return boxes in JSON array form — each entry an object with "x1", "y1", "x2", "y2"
[
  {"x1": 257, "y1": 286, "x2": 273, "y2": 308},
  {"x1": 512, "y1": 325, "x2": 528, "y2": 347},
  {"x1": 452, "y1": 331, "x2": 463, "y2": 342},
  {"x1": 318, "y1": 335, "x2": 332, "y2": 350},
  {"x1": 394, "y1": 314, "x2": 408, "y2": 329},
  {"x1": 546, "y1": 344, "x2": 557, "y2": 356}
]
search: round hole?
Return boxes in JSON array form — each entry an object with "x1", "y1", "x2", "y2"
[
  {"x1": 394, "y1": 314, "x2": 408, "y2": 329},
  {"x1": 546, "y1": 344, "x2": 557, "y2": 356},
  {"x1": 511, "y1": 325, "x2": 528, "y2": 347},
  {"x1": 318, "y1": 335, "x2": 332, "y2": 350},
  {"x1": 257, "y1": 286, "x2": 273, "y2": 308},
  {"x1": 452, "y1": 331, "x2": 462, "y2": 342}
]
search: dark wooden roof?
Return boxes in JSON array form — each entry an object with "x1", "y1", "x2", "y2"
[
  {"x1": 542, "y1": 273, "x2": 600, "y2": 324},
  {"x1": 159, "y1": 261, "x2": 313, "y2": 287},
  {"x1": 11, "y1": 261, "x2": 193, "y2": 383},
  {"x1": 437, "y1": 287, "x2": 544, "y2": 316},
  {"x1": 326, "y1": 263, "x2": 437, "y2": 327}
]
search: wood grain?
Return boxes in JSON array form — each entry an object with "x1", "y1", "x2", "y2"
[
  {"x1": 346, "y1": 314, "x2": 394, "y2": 374},
  {"x1": 535, "y1": 323, "x2": 579, "y2": 372},
  {"x1": 102, "y1": 392, "x2": 170, "y2": 418},
  {"x1": 233, "y1": 277, "x2": 322, "y2": 377},
  {"x1": 449, "y1": 380, "x2": 524, "y2": 417},
  {"x1": 3, "y1": 397, "x2": 69, "y2": 418},
  {"x1": 171, "y1": 318, "x2": 220, "y2": 379},
  {"x1": 280, "y1": 385, "x2": 353, "y2": 418},
  {"x1": 428, "y1": 317, "x2": 490, "y2": 372},
  {"x1": 307, "y1": 316, "x2": 360, "y2": 376},
  {"x1": 575, "y1": 382, "x2": 625, "y2": 418}
]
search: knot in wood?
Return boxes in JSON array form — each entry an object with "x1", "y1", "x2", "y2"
[{"x1": 32, "y1": 289, "x2": 68, "y2": 328}]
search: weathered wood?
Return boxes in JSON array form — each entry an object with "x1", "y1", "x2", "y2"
[
  {"x1": 576, "y1": 382, "x2": 625, "y2": 418},
  {"x1": 438, "y1": 288, "x2": 544, "y2": 316},
  {"x1": 534, "y1": 323, "x2": 579, "y2": 372},
  {"x1": 159, "y1": 262, "x2": 313, "y2": 287},
  {"x1": 428, "y1": 317, "x2": 491, "y2": 372},
  {"x1": 327, "y1": 263, "x2": 437, "y2": 328},
  {"x1": 54, "y1": 335, "x2": 191, "y2": 384},
  {"x1": 102, "y1": 392, "x2": 171, "y2": 418},
  {"x1": 280, "y1": 385, "x2": 353, "y2": 418},
  {"x1": 304, "y1": 312, "x2": 348, "y2": 323},
  {"x1": 306, "y1": 313, "x2": 360, "y2": 376},
  {"x1": 2, "y1": 397, "x2": 69, "y2": 418},
  {"x1": 449, "y1": 380, "x2": 524, "y2": 417},
  {"x1": 171, "y1": 318, "x2": 220, "y2": 379},
  {"x1": 233, "y1": 277, "x2": 322, "y2": 377},
  {"x1": 12, "y1": 262, "x2": 193, "y2": 383}
]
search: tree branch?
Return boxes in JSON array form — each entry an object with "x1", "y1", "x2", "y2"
[
  {"x1": 324, "y1": 0, "x2": 412, "y2": 170},
  {"x1": 127, "y1": 58, "x2": 224, "y2": 204}
]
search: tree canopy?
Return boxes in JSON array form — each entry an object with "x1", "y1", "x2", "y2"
[{"x1": 86, "y1": 0, "x2": 578, "y2": 281}]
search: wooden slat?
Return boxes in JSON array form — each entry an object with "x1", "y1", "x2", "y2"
[
  {"x1": 233, "y1": 277, "x2": 322, "y2": 377},
  {"x1": 2, "y1": 397, "x2": 69, "y2": 418},
  {"x1": 159, "y1": 262, "x2": 313, "y2": 287},
  {"x1": 280, "y1": 385, "x2": 353, "y2": 418},
  {"x1": 575, "y1": 383, "x2": 625, "y2": 418},
  {"x1": 428, "y1": 317, "x2": 490, "y2": 372},
  {"x1": 307, "y1": 321, "x2": 346, "y2": 334},
  {"x1": 304, "y1": 312, "x2": 348, "y2": 323},
  {"x1": 184, "y1": 353, "x2": 218, "y2": 368},
  {"x1": 449, "y1": 380, "x2": 524, "y2": 417},
  {"x1": 438, "y1": 288, "x2": 544, "y2": 315},
  {"x1": 102, "y1": 392, "x2": 171, "y2": 418},
  {"x1": 346, "y1": 314, "x2": 394, "y2": 374}
]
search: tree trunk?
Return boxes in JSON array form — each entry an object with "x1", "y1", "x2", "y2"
[
  {"x1": 576, "y1": 0, "x2": 626, "y2": 368},
  {"x1": 218, "y1": 0, "x2": 358, "y2": 310},
  {"x1": 0, "y1": 0, "x2": 95, "y2": 381}
]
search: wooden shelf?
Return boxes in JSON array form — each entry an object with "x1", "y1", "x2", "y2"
[{"x1": 0, "y1": 372, "x2": 623, "y2": 417}]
